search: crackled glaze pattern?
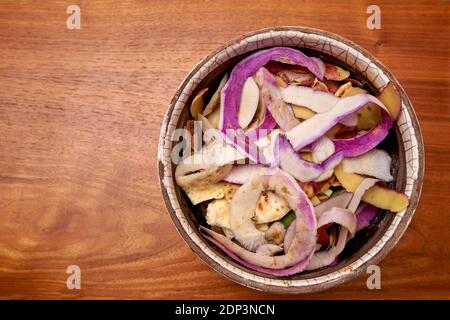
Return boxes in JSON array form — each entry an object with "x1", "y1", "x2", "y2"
[{"x1": 158, "y1": 28, "x2": 422, "y2": 291}]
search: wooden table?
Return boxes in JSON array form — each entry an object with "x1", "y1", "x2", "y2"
[{"x1": 0, "y1": 0, "x2": 449, "y2": 299}]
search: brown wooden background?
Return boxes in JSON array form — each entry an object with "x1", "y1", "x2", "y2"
[{"x1": 0, "y1": 0, "x2": 449, "y2": 299}]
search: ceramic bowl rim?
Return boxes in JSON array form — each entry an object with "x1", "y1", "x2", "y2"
[{"x1": 157, "y1": 26, "x2": 424, "y2": 294}]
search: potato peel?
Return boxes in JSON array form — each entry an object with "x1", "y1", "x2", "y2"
[
  {"x1": 334, "y1": 164, "x2": 409, "y2": 212},
  {"x1": 190, "y1": 88, "x2": 208, "y2": 120}
]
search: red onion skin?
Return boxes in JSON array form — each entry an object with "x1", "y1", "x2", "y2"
[
  {"x1": 333, "y1": 111, "x2": 393, "y2": 157},
  {"x1": 285, "y1": 193, "x2": 352, "y2": 254},
  {"x1": 219, "y1": 46, "x2": 393, "y2": 163},
  {"x1": 223, "y1": 136, "x2": 343, "y2": 184},
  {"x1": 255, "y1": 68, "x2": 300, "y2": 131},
  {"x1": 287, "y1": 94, "x2": 392, "y2": 157},
  {"x1": 222, "y1": 129, "x2": 269, "y2": 164},
  {"x1": 200, "y1": 226, "x2": 312, "y2": 276},
  {"x1": 355, "y1": 203, "x2": 379, "y2": 232},
  {"x1": 223, "y1": 165, "x2": 278, "y2": 184},
  {"x1": 314, "y1": 192, "x2": 353, "y2": 219},
  {"x1": 221, "y1": 47, "x2": 324, "y2": 132},
  {"x1": 307, "y1": 178, "x2": 378, "y2": 271},
  {"x1": 277, "y1": 134, "x2": 343, "y2": 182},
  {"x1": 283, "y1": 221, "x2": 296, "y2": 254},
  {"x1": 219, "y1": 47, "x2": 325, "y2": 162},
  {"x1": 199, "y1": 170, "x2": 317, "y2": 274}
]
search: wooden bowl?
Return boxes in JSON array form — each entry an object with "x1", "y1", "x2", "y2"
[{"x1": 157, "y1": 27, "x2": 424, "y2": 294}]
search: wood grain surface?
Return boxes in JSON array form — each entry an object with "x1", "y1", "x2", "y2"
[{"x1": 0, "y1": 0, "x2": 449, "y2": 299}]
